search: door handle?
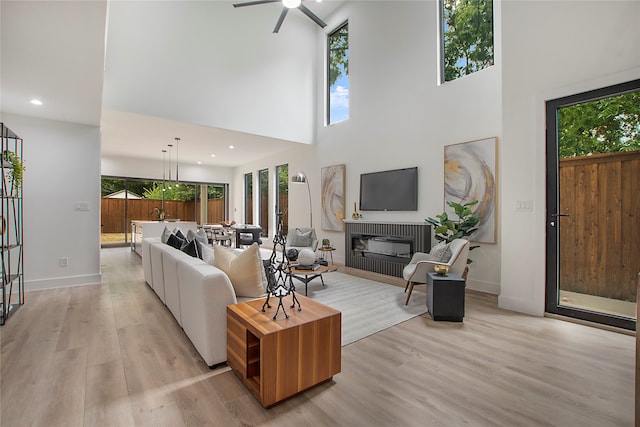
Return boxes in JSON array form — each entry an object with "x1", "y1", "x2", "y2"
[{"x1": 551, "y1": 213, "x2": 570, "y2": 217}]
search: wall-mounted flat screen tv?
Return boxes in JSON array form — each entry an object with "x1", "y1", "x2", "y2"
[{"x1": 359, "y1": 167, "x2": 418, "y2": 211}]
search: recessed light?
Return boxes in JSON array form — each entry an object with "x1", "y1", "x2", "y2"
[
  {"x1": 197, "y1": 161, "x2": 202, "y2": 165},
  {"x1": 229, "y1": 145, "x2": 234, "y2": 149},
  {"x1": 210, "y1": 154, "x2": 216, "y2": 158},
  {"x1": 30, "y1": 99, "x2": 42, "y2": 106}
]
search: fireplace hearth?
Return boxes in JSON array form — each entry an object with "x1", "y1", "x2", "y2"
[{"x1": 345, "y1": 221, "x2": 431, "y2": 277}]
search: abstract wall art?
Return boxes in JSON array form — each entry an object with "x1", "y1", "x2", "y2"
[
  {"x1": 444, "y1": 137, "x2": 497, "y2": 244},
  {"x1": 321, "y1": 164, "x2": 345, "y2": 231}
]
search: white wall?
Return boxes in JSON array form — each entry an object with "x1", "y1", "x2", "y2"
[
  {"x1": 2, "y1": 114, "x2": 101, "y2": 290},
  {"x1": 101, "y1": 155, "x2": 234, "y2": 184},
  {"x1": 500, "y1": 0, "x2": 640, "y2": 315},
  {"x1": 103, "y1": 1, "x2": 319, "y2": 144},
  {"x1": 312, "y1": 1, "x2": 503, "y2": 293}
]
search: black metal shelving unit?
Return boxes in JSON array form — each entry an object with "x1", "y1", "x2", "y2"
[{"x1": 1, "y1": 123, "x2": 24, "y2": 325}]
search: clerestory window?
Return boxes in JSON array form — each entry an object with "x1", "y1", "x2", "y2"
[
  {"x1": 440, "y1": 0, "x2": 494, "y2": 83},
  {"x1": 327, "y1": 21, "x2": 349, "y2": 124}
]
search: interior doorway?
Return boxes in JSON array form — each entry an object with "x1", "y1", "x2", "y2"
[{"x1": 545, "y1": 79, "x2": 640, "y2": 330}]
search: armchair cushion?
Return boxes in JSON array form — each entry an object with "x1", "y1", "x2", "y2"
[
  {"x1": 427, "y1": 241, "x2": 452, "y2": 263},
  {"x1": 286, "y1": 227, "x2": 318, "y2": 251},
  {"x1": 290, "y1": 228, "x2": 313, "y2": 247}
]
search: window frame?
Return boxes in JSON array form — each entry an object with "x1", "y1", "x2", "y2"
[
  {"x1": 244, "y1": 172, "x2": 253, "y2": 224},
  {"x1": 439, "y1": 0, "x2": 494, "y2": 84},
  {"x1": 258, "y1": 168, "x2": 269, "y2": 237},
  {"x1": 326, "y1": 20, "x2": 349, "y2": 125}
]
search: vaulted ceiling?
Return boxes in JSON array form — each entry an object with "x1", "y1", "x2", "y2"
[{"x1": 1, "y1": 0, "x2": 343, "y2": 167}]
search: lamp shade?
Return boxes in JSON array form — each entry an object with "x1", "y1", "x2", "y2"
[{"x1": 291, "y1": 171, "x2": 307, "y2": 183}]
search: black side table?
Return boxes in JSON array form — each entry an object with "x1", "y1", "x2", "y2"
[{"x1": 426, "y1": 272, "x2": 465, "y2": 322}]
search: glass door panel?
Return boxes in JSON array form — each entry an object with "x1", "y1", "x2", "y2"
[{"x1": 546, "y1": 80, "x2": 640, "y2": 330}]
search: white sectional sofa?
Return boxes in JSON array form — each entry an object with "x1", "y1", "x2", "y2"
[{"x1": 141, "y1": 237, "x2": 267, "y2": 367}]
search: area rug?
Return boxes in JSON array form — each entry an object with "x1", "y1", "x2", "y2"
[{"x1": 303, "y1": 271, "x2": 427, "y2": 346}]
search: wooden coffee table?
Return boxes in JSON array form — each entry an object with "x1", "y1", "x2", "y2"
[
  {"x1": 289, "y1": 264, "x2": 338, "y2": 295},
  {"x1": 226, "y1": 294, "x2": 341, "y2": 407}
]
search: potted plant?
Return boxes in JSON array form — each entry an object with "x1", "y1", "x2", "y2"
[
  {"x1": 425, "y1": 200, "x2": 481, "y2": 276},
  {"x1": 2, "y1": 150, "x2": 23, "y2": 196}
]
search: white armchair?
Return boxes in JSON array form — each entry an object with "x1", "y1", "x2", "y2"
[{"x1": 403, "y1": 238, "x2": 470, "y2": 305}]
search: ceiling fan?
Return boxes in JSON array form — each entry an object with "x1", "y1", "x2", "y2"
[{"x1": 233, "y1": 0, "x2": 327, "y2": 33}]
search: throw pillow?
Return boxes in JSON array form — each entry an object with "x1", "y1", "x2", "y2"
[
  {"x1": 161, "y1": 226, "x2": 173, "y2": 244},
  {"x1": 187, "y1": 229, "x2": 208, "y2": 245},
  {"x1": 289, "y1": 228, "x2": 312, "y2": 247},
  {"x1": 428, "y1": 241, "x2": 452, "y2": 263},
  {"x1": 200, "y1": 243, "x2": 215, "y2": 265},
  {"x1": 181, "y1": 238, "x2": 202, "y2": 259},
  {"x1": 174, "y1": 227, "x2": 186, "y2": 241},
  {"x1": 213, "y1": 243, "x2": 267, "y2": 298},
  {"x1": 167, "y1": 233, "x2": 185, "y2": 250}
]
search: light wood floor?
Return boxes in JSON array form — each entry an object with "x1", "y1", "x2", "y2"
[{"x1": 0, "y1": 248, "x2": 635, "y2": 426}]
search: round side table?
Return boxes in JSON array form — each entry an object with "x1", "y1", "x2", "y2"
[{"x1": 317, "y1": 246, "x2": 336, "y2": 265}]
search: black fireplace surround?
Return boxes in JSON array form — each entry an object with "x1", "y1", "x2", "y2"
[{"x1": 345, "y1": 221, "x2": 431, "y2": 278}]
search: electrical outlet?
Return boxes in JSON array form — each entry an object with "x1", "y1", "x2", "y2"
[
  {"x1": 74, "y1": 202, "x2": 90, "y2": 211},
  {"x1": 59, "y1": 257, "x2": 69, "y2": 267}
]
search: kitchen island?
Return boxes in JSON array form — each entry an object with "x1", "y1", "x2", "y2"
[{"x1": 131, "y1": 220, "x2": 198, "y2": 256}]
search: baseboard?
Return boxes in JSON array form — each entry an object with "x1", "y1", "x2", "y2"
[
  {"x1": 466, "y1": 278, "x2": 499, "y2": 295},
  {"x1": 498, "y1": 294, "x2": 544, "y2": 317},
  {"x1": 25, "y1": 273, "x2": 102, "y2": 292}
]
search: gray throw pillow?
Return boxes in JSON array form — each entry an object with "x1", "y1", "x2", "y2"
[
  {"x1": 187, "y1": 229, "x2": 208, "y2": 245},
  {"x1": 289, "y1": 228, "x2": 312, "y2": 247},
  {"x1": 428, "y1": 242, "x2": 452, "y2": 263},
  {"x1": 161, "y1": 226, "x2": 173, "y2": 244}
]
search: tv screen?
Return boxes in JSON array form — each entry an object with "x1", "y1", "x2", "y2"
[{"x1": 359, "y1": 167, "x2": 418, "y2": 211}]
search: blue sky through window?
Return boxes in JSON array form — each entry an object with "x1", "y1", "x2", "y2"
[{"x1": 329, "y1": 64, "x2": 349, "y2": 123}]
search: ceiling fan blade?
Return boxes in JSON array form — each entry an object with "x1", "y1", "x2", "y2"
[
  {"x1": 297, "y1": 3, "x2": 327, "y2": 28},
  {"x1": 273, "y1": 7, "x2": 289, "y2": 33},
  {"x1": 233, "y1": 0, "x2": 280, "y2": 8}
]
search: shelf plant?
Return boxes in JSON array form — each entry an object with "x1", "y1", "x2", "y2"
[{"x1": 2, "y1": 150, "x2": 23, "y2": 195}]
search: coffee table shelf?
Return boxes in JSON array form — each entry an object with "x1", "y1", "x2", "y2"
[{"x1": 226, "y1": 294, "x2": 341, "y2": 407}]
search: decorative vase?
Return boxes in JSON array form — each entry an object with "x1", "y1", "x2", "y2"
[
  {"x1": 351, "y1": 202, "x2": 361, "y2": 220},
  {"x1": 297, "y1": 249, "x2": 315, "y2": 266}
]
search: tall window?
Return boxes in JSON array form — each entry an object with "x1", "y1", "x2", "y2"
[
  {"x1": 275, "y1": 164, "x2": 289, "y2": 235},
  {"x1": 244, "y1": 172, "x2": 253, "y2": 224},
  {"x1": 258, "y1": 169, "x2": 269, "y2": 237},
  {"x1": 327, "y1": 21, "x2": 349, "y2": 124},
  {"x1": 440, "y1": 0, "x2": 494, "y2": 83}
]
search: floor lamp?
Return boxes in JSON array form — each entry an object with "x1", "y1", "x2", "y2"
[{"x1": 292, "y1": 171, "x2": 312, "y2": 228}]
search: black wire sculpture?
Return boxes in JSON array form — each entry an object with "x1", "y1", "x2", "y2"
[{"x1": 262, "y1": 207, "x2": 301, "y2": 319}]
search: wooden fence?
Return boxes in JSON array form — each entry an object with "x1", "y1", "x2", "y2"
[
  {"x1": 559, "y1": 150, "x2": 640, "y2": 301},
  {"x1": 101, "y1": 198, "x2": 226, "y2": 233},
  {"x1": 101, "y1": 193, "x2": 289, "y2": 236}
]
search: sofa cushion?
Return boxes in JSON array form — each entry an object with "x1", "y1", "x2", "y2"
[
  {"x1": 289, "y1": 228, "x2": 313, "y2": 247},
  {"x1": 167, "y1": 233, "x2": 185, "y2": 249},
  {"x1": 213, "y1": 243, "x2": 267, "y2": 298},
  {"x1": 181, "y1": 238, "x2": 202, "y2": 259}
]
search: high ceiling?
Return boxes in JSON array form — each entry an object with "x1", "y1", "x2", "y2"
[{"x1": 0, "y1": 0, "x2": 343, "y2": 167}]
